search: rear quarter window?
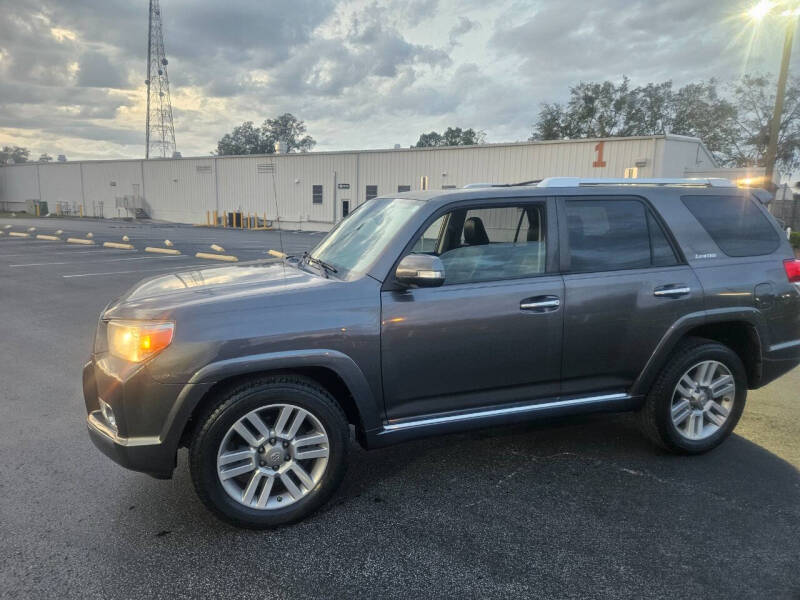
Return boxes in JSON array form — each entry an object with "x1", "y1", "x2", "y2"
[{"x1": 682, "y1": 195, "x2": 779, "y2": 257}]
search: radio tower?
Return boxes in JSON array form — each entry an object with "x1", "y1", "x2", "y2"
[{"x1": 145, "y1": 0, "x2": 177, "y2": 158}]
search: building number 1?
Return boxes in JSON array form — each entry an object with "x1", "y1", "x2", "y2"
[{"x1": 593, "y1": 141, "x2": 607, "y2": 168}]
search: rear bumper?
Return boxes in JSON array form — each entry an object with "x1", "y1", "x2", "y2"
[{"x1": 758, "y1": 339, "x2": 800, "y2": 388}]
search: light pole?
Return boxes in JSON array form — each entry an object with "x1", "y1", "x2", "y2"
[{"x1": 746, "y1": 1, "x2": 799, "y2": 186}]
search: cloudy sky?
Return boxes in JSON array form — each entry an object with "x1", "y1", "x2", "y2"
[{"x1": 0, "y1": 0, "x2": 798, "y2": 160}]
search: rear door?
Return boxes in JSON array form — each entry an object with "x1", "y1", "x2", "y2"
[
  {"x1": 380, "y1": 198, "x2": 563, "y2": 420},
  {"x1": 558, "y1": 195, "x2": 703, "y2": 396}
]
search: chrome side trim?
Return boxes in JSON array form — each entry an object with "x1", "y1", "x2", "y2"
[
  {"x1": 769, "y1": 339, "x2": 800, "y2": 352},
  {"x1": 382, "y1": 393, "x2": 630, "y2": 432},
  {"x1": 87, "y1": 411, "x2": 161, "y2": 447}
]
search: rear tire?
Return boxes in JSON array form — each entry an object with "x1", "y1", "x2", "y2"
[
  {"x1": 638, "y1": 337, "x2": 747, "y2": 454},
  {"x1": 190, "y1": 375, "x2": 349, "y2": 529}
]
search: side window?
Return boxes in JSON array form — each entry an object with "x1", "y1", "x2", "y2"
[
  {"x1": 366, "y1": 185, "x2": 378, "y2": 201},
  {"x1": 398, "y1": 185, "x2": 411, "y2": 193},
  {"x1": 682, "y1": 195, "x2": 779, "y2": 257},
  {"x1": 410, "y1": 215, "x2": 445, "y2": 254},
  {"x1": 647, "y1": 211, "x2": 679, "y2": 266},
  {"x1": 565, "y1": 199, "x2": 680, "y2": 272},
  {"x1": 312, "y1": 185, "x2": 323, "y2": 204},
  {"x1": 406, "y1": 203, "x2": 546, "y2": 285}
]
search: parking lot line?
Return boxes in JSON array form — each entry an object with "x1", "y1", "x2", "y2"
[
  {"x1": 0, "y1": 248, "x2": 125, "y2": 258},
  {"x1": 62, "y1": 262, "x2": 216, "y2": 278},
  {"x1": 10, "y1": 255, "x2": 189, "y2": 267}
]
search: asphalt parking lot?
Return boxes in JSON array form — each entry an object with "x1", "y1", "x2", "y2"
[{"x1": 0, "y1": 216, "x2": 798, "y2": 600}]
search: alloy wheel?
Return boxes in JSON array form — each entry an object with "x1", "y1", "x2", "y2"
[
  {"x1": 670, "y1": 360, "x2": 736, "y2": 441},
  {"x1": 216, "y1": 403, "x2": 330, "y2": 510}
]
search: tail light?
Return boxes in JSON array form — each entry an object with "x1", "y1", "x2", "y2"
[{"x1": 784, "y1": 259, "x2": 800, "y2": 283}]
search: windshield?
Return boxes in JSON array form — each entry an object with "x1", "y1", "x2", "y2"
[{"x1": 309, "y1": 198, "x2": 424, "y2": 278}]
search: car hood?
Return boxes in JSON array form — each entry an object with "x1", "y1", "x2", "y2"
[{"x1": 104, "y1": 260, "x2": 335, "y2": 319}]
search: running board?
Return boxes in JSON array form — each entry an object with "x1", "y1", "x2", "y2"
[{"x1": 367, "y1": 393, "x2": 635, "y2": 448}]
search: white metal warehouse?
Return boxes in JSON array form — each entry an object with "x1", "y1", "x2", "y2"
[{"x1": 0, "y1": 134, "x2": 755, "y2": 230}]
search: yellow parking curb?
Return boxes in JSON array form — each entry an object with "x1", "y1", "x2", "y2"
[
  {"x1": 210, "y1": 244, "x2": 225, "y2": 253},
  {"x1": 9, "y1": 232, "x2": 30, "y2": 238},
  {"x1": 195, "y1": 252, "x2": 238, "y2": 262},
  {"x1": 145, "y1": 246, "x2": 181, "y2": 255},
  {"x1": 267, "y1": 249, "x2": 287, "y2": 259},
  {"x1": 103, "y1": 241, "x2": 135, "y2": 250},
  {"x1": 36, "y1": 234, "x2": 60, "y2": 241},
  {"x1": 66, "y1": 237, "x2": 95, "y2": 245}
]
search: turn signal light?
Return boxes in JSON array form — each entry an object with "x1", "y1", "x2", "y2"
[
  {"x1": 784, "y1": 259, "x2": 800, "y2": 284},
  {"x1": 107, "y1": 320, "x2": 174, "y2": 362}
]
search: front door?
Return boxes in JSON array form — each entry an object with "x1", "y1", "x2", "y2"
[{"x1": 380, "y1": 199, "x2": 563, "y2": 420}]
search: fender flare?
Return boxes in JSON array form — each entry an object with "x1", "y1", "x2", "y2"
[
  {"x1": 158, "y1": 349, "x2": 381, "y2": 452},
  {"x1": 630, "y1": 308, "x2": 767, "y2": 396}
]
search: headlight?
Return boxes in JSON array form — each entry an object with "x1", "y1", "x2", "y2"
[{"x1": 107, "y1": 320, "x2": 174, "y2": 363}]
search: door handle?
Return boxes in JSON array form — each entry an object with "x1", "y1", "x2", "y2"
[
  {"x1": 653, "y1": 285, "x2": 691, "y2": 298},
  {"x1": 520, "y1": 296, "x2": 561, "y2": 312}
]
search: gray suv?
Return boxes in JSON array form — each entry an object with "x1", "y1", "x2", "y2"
[{"x1": 84, "y1": 177, "x2": 800, "y2": 528}]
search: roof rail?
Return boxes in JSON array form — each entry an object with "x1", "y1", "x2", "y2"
[{"x1": 537, "y1": 177, "x2": 736, "y2": 188}]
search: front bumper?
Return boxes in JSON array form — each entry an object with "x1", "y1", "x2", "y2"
[
  {"x1": 86, "y1": 410, "x2": 173, "y2": 479},
  {"x1": 83, "y1": 358, "x2": 185, "y2": 479}
]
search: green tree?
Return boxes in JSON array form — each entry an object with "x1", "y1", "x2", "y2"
[
  {"x1": 263, "y1": 113, "x2": 316, "y2": 153},
  {"x1": 215, "y1": 114, "x2": 316, "y2": 155},
  {"x1": 530, "y1": 75, "x2": 800, "y2": 175},
  {"x1": 415, "y1": 127, "x2": 486, "y2": 147},
  {"x1": 0, "y1": 145, "x2": 30, "y2": 164},
  {"x1": 728, "y1": 75, "x2": 800, "y2": 175}
]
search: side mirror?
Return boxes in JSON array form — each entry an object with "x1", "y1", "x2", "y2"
[{"x1": 395, "y1": 254, "x2": 445, "y2": 288}]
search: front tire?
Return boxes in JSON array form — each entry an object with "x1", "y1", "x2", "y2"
[
  {"x1": 639, "y1": 338, "x2": 747, "y2": 454},
  {"x1": 190, "y1": 375, "x2": 349, "y2": 529}
]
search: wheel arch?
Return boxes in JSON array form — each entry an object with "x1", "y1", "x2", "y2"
[
  {"x1": 632, "y1": 308, "x2": 766, "y2": 396},
  {"x1": 164, "y1": 350, "x2": 381, "y2": 453}
]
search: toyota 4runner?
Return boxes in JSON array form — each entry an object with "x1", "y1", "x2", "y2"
[{"x1": 84, "y1": 177, "x2": 800, "y2": 528}]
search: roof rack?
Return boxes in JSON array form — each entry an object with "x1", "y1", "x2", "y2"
[
  {"x1": 537, "y1": 177, "x2": 736, "y2": 188},
  {"x1": 463, "y1": 180, "x2": 541, "y2": 189}
]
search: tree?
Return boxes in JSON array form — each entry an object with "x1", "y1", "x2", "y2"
[
  {"x1": 215, "y1": 114, "x2": 316, "y2": 156},
  {"x1": 530, "y1": 75, "x2": 799, "y2": 175},
  {"x1": 0, "y1": 145, "x2": 29, "y2": 164},
  {"x1": 415, "y1": 127, "x2": 486, "y2": 147},
  {"x1": 728, "y1": 75, "x2": 800, "y2": 176},
  {"x1": 263, "y1": 113, "x2": 316, "y2": 153}
]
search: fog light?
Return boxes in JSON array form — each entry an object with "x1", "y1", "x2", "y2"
[{"x1": 99, "y1": 398, "x2": 118, "y2": 433}]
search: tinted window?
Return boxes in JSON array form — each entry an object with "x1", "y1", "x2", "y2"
[
  {"x1": 648, "y1": 211, "x2": 679, "y2": 267},
  {"x1": 398, "y1": 185, "x2": 411, "y2": 193},
  {"x1": 565, "y1": 200, "x2": 651, "y2": 272},
  {"x1": 312, "y1": 185, "x2": 323, "y2": 204},
  {"x1": 682, "y1": 195, "x2": 779, "y2": 257},
  {"x1": 366, "y1": 185, "x2": 378, "y2": 201}
]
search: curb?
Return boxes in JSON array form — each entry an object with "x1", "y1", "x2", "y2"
[
  {"x1": 36, "y1": 234, "x2": 61, "y2": 241},
  {"x1": 66, "y1": 237, "x2": 95, "y2": 245},
  {"x1": 103, "y1": 242, "x2": 136, "y2": 250},
  {"x1": 145, "y1": 247, "x2": 181, "y2": 255},
  {"x1": 195, "y1": 252, "x2": 238, "y2": 262}
]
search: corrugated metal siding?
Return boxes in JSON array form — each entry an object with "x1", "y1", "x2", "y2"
[
  {"x1": 39, "y1": 163, "x2": 83, "y2": 211},
  {"x1": 144, "y1": 158, "x2": 216, "y2": 222},
  {"x1": 2, "y1": 164, "x2": 38, "y2": 207},
  {"x1": 0, "y1": 136, "x2": 723, "y2": 226},
  {"x1": 81, "y1": 161, "x2": 143, "y2": 217}
]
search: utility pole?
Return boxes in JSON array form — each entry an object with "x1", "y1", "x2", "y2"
[
  {"x1": 764, "y1": 15, "x2": 798, "y2": 187},
  {"x1": 145, "y1": 0, "x2": 177, "y2": 159}
]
